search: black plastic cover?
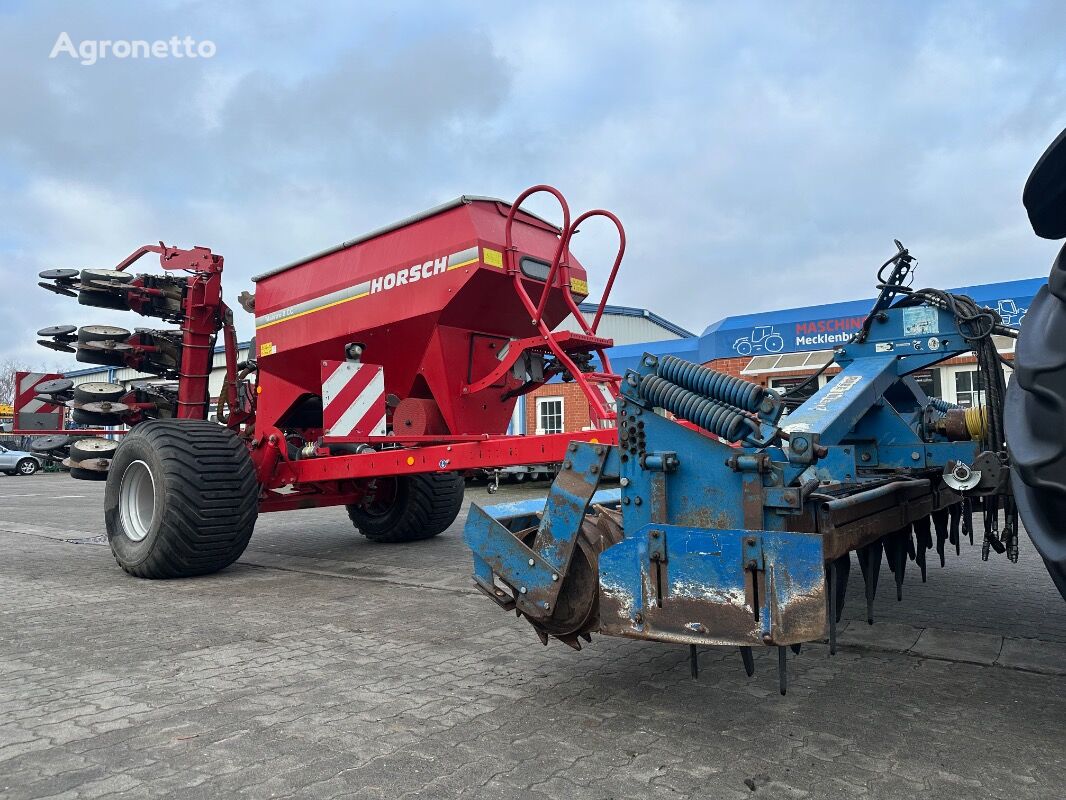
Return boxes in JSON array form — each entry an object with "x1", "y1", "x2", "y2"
[{"x1": 1023, "y1": 126, "x2": 1066, "y2": 240}]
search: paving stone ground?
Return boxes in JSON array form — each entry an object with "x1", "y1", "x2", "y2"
[{"x1": 1, "y1": 473, "x2": 1064, "y2": 799}]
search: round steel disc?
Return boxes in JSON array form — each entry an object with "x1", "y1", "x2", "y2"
[
  {"x1": 36, "y1": 325, "x2": 77, "y2": 338},
  {"x1": 38, "y1": 269, "x2": 79, "y2": 281},
  {"x1": 35, "y1": 378, "x2": 74, "y2": 395},
  {"x1": 80, "y1": 401, "x2": 130, "y2": 414},
  {"x1": 30, "y1": 435, "x2": 72, "y2": 452}
]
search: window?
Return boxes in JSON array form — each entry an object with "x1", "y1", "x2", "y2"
[
  {"x1": 520, "y1": 257, "x2": 552, "y2": 282},
  {"x1": 953, "y1": 369, "x2": 986, "y2": 408},
  {"x1": 536, "y1": 396, "x2": 564, "y2": 435},
  {"x1": 742, "y1": 350, "x2": 834, "y2": 375}
]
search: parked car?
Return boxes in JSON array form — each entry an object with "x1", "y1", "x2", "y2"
[{"x1": 0, "y1": 444, "x2": 42, "y2": 476}]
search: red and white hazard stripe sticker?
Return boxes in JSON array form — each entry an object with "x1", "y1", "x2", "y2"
[
  {"x1": 321, "y1": 361, "x2": 386, "y2": 438},
  {"x1": 16, "y1": 372, "x2": 60, "y2": 415}
]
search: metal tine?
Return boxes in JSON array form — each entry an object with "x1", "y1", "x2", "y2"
[
  {"x1": 913, "y1": 516, "x2": 933, "y2": 582},
  {"x1": 739, "y1": 646, "x2": 755, "y2": 677},
  {"x1": 949, "y1": 502, "x2": 962, "y2": 555},
  {"x1": 963, "y1": 497, "x2": 974, "y2": 546},
  {"x1": 857, "y1": 541, "x2": 883, "y2": 624},
  {"x1": 883, "y1": 529, "x2": 908, "y2": 602},
  {"x1": 826, "y1": 556, "x2": 847, "y2": 655},
  {"x1": 932, "y1": 508, "x2": 949, "y2": 567},
  {"x1": 690, "y1": 644, "x2": 699, "y2": 680},
  {"x1": 778, "y1": 646, "x2": 788, "y2": 696}
]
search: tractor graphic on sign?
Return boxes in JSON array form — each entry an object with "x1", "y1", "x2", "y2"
[
  {"x1": 995, "y1": 299, "x2": 1027, "y2": 326},
  {"x1": 733, "y1": 325, "x2": 785, "y2": 356}
]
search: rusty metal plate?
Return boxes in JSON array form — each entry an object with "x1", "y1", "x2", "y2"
[{"x1": 598, "y1": 524, "x2": 826, "y2": 646}]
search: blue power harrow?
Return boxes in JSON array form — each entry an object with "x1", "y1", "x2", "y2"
[{"x1": 464, "y1": 126, "x2": 1066, "y2": 693}]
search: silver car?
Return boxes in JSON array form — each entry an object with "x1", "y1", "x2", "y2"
[{"x1": 0, "y1": 444, "x2": 41, "y2": 476}]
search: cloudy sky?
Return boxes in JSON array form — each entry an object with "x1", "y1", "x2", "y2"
[{"x1": 1, "y1": 0, "x2": 1064, "y2": 367}]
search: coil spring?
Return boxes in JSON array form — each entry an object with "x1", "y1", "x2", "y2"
[
  {"x1": 638, "y1": 375, "x2": 753, "y2": 442},
  {"x1": 928, "y1": 397, "x2": 958, "y2": 413},
  {"x1": 656, "y1": 355, "x2": 766, "y2": 413}
]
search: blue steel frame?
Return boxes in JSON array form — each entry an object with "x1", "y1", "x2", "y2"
[{"x1": 464, "y1": 299, "x2": 985, "y2": 650}]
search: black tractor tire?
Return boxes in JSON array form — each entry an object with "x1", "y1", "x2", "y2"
[
  {"x1": 346, "y1": 472, "x2": 465, "y2": 543},
  {"x1": 70, "y1": 466, "x2": 108, "y2": 481},
  {"x1": 76, "y1": 348, "x2": 126, "y2": 367},
  {"x1": 70, "y1": 437, "x2": 119, "y2": 462},
  {"x1": 73, "y1": 382, "x2": 126, "y2": 404},
  {"x1": 15, "y1": 459, "x2": 39, "y2": 476},
  {"x1": 72, "y1": 408, "x2": 121, "y2": 427},
  {"x1": 77, "y1": 325, "x2": 131, "y2": 344},
  {"x1": 104, "y1": 419, "x2": 259, "y2": 578}
]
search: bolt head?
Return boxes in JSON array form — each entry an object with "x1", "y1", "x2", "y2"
[
  {"x1": 519, "y1": 586, "x2": 527, "y2": 594},
  {"x1": 528, "y1": 558, "x2": 535, "y2": 567}
]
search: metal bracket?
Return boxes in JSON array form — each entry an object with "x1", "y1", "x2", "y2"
[{"x1": 648, "y1": 528, "x2": 667, "y2": 563}]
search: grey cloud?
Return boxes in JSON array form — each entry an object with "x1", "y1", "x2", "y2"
[{"x1": 2, "y1": 0, "x2": 1066, "y2": 364}]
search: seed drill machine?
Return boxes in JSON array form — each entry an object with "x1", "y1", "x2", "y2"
[
  {"x1": 20, "y1": 128, "x2": 1066, "y2": 693},
  {"x1": 27, "y1": 188, "x2": 625, "y2": 576}
]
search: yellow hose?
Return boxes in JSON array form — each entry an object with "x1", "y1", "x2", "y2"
[{"x1": 964, "y1": 405, "x2": 987, "y2": 440}]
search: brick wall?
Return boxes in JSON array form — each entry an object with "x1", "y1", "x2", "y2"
[{"x1": 525, "y1": 382, "x2": 593, "y2": 434}]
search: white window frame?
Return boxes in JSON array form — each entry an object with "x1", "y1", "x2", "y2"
[
  {"x1": 535, "y1": 396, "x2": 564, "y2": 435},
  {"x1": 940, "y1": 364, "x2": 1012, "y2": 407}
]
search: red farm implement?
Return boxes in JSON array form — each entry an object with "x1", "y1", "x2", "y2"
[{"x1": 27, "y1": 187, "x2": 626, "y2": 577}]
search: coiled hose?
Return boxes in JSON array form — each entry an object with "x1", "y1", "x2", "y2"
[
  {"x1": 656, "y1": 355, "x2": 768, "y2": 413},
  {"x1": 928, "y1": 397, "x2": 958, "y2": 414},
  {"x1": 638, "y1": 374, "x2": 754, "y2": 442}
]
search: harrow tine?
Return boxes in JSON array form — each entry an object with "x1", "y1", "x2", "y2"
[
  {"x1": 882, "y1": 531, "x2": 906, "y2": 601},
  {"x1": 963, "y1": 498, "x2": 974, "y2": 546},
  {"x1": 558, "y1": 634, "x2": 582, "y2": 651},
  {"x1": 778, "y1": 647, "x2": 788, "y2": 696},
  {"x1": 913, "y1": 516, "x2": 932, "y2": 582},
  {"x1": 949, "y1": 503, "x2": 962, "y2": 555},
  {"x1": 690, "y1": 645, "x2": 699, "y2": 680},
  {"x1": 826, "y1": 555, "x2": 850, "y2": 655},
  {"x1": 739, "y1": 646, "x2": 755, "y2": 677},
  {"x1": 932, "y1": 508, "x2": 949, "y2": 567},
  {"x1": 891, "y1": 529, "x2": 909, "y2": 601},
  {"x1": 857, "y1": 541, "x2": 883, "y2": 624},
  {"x1": 790, "y1": 643, "x2": 802, "y2": 655},
  {"x1": 834, "y1": 554, "x2": 850, "y2": 622},
  {"x1": 535, "y1": 628, "x2": 549, "y2": 646}
]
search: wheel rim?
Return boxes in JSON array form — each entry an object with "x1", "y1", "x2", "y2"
[
  {"x1": 119, "y1": 460, "x2": 156, "y2": 542},
  {"x1": 18, "y1": 460, "x2": 36, "y2": 475},
  {"x1": 362, "y1": 478, "x2": 398, "y2": 519}
]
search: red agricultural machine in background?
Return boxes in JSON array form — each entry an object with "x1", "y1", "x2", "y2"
[{"x1": 26, "y1": 188, "x2": 626, "y2": 577}]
